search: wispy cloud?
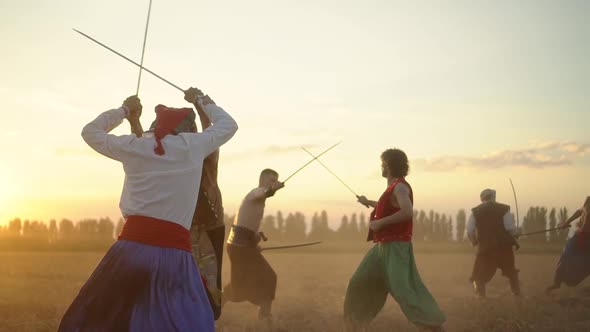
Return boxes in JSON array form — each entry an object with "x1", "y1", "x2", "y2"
[{"x1": 415, "y1": 142, "x2": 590, "y2": 172}]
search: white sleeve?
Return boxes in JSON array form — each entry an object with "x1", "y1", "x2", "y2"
[
  {"x1": 466, "y1": 214, "x2": 477, "y2": 242},
  {"x1": 503, "y1": 211, "x2": 519, "y2": 236},
  {"x1": 189, "y1": 99, "x2": 238, "y2": 157},
  {"x1": 81, "y1": 107, "x2": 135, "y2": 161}
]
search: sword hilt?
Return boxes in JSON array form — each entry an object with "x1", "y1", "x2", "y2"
[{"x1": 356, "y1": 195, "x2": 370, "y2": 208}]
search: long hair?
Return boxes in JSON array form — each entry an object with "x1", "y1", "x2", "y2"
[{"x1": 381, "y1": 148, "x2": 409, "y2": 178}]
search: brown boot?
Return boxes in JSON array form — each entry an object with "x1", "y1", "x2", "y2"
[
  {"x1": 473, "y1": 280, "x2": 486, "y2": 297},
  {"x1": 258, "y1": 301, "x2": 272, "y2": 320},
  {"x1": 545, "y1": 283, "x2": 560, "y2": 294},
  {"x1": 509, "y1": 275, "x2": 521, "y2": 296}
]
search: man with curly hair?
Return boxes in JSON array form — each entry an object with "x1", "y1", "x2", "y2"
[{"x1": 344, "y1": 148, "x2": 445, "y2": 332}]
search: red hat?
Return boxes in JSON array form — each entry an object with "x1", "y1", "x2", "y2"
[{"x1": 153, "y1": 104, "x2": 192, "y2": 155}]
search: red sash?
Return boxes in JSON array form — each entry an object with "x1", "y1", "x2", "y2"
[{"x1": 118, "y1": 215, "x2": 191, "y2": 252}]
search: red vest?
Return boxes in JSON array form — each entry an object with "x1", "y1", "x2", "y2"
[{"x1": 367, "y1": 178, "x2": 413, "y2": 242}]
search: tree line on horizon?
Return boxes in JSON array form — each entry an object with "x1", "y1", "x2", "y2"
[{"x1": 0, "y1": 205, "x2": 572, "y2": 250}]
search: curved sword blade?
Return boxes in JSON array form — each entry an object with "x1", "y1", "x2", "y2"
[
  {"x1": 520, "y1": 225, "x2": 570, "y2": 237},
  {"x1": 509, "y1": 178, "x2": 520, "y2": 228},
  {"x1": 260, "y1": 241, "x2": 322, "y2": 252}
]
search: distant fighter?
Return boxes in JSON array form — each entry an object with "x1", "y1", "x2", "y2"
[
  {"x1": 546, "y1": 196, "x2": 590, "y2": 293},
  {"x1": 467, "y1": 189, "x2": 521, "y2": 297}
]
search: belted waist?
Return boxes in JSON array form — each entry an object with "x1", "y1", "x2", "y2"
[
  {"x1": 373, "y1": 233, "x2": 412, "y2": 243},
  {"x1": 118, "y1": 215, "x2": 191, "y2": 252},
  {"x1": 227, "y1": 225, "x2": 258, "y2": 247}
]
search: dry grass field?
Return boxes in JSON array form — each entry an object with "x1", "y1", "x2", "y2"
[{"x1": 1, "y1": 243, "x2": 590, "y2": 332}]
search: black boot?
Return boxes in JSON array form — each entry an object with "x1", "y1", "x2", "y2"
[
  {"x1": 473, "y1": 280, "x2": 486, "y2": 297},
  {"x1": 546, "y1": 274, "x2": 561, "y2": 294},
  {"x1": 258, "y1": 301, "x2": 273, "y2": 320},
  {"x1": 509, "y1": 275, "x2": 521, "y2": 296}
]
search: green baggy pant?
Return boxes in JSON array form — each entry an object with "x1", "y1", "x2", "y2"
[{"x1": 344, "y1": 242, "x2": 445, "y2": 327}]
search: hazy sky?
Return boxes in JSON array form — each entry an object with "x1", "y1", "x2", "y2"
[{"x1": 0, "y1": 0, "x2": 588, "y2": 227}]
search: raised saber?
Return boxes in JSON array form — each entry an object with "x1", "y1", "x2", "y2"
[
  {"x1": 301, "y1": 147, "x2": 369, "y2": 208},
  {"x1": 260, "y1": 241, "x2": 322, "y2": 252},
  {"x1": 282, "y1": 142, "x2": 341, "y2": 183},
  {"x1": 73, "y1": 28, "x2": 184, "y2": 92},
  {"x1": 135, "y1": 0, "x2": 154, "y2": 95},
  {"x1": 508, "y1": 178, "x2": 522, "y2": 251},
  {"x1": 509, "y1": 178, "x2": 520, "y2": 228}
]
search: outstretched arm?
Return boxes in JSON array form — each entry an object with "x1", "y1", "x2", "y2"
[
  {"x1": 357, "y1": 195, "x2": 377, "y2": 208},
  {"x1": 560, "y1": 209, "x2": 583, "y2": 227},
  {"x1": 250, "y1": 182, "x2": 286, "y2": 200}
]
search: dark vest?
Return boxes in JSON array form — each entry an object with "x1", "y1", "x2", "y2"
[{"x1": 472, "y1": 201, "x2": 514, "y2": 253}]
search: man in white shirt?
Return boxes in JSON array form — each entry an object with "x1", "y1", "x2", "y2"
[
  {"x1": 222, "y1": 169, "x2": 284, "y2": 320},
  {"x1": 58, "y1": 91, "x2": 237, "y2": 332},
  {"x1": 131, "y1": 87, "x2": 226, "y2": 319},
  {"x1": 467, "y1": 189, "x2": 521, "y2": 297}
]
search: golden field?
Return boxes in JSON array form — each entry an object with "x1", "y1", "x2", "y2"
[{"x1": 1, "y1": 243, "x2": 590, "y2": 332}]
